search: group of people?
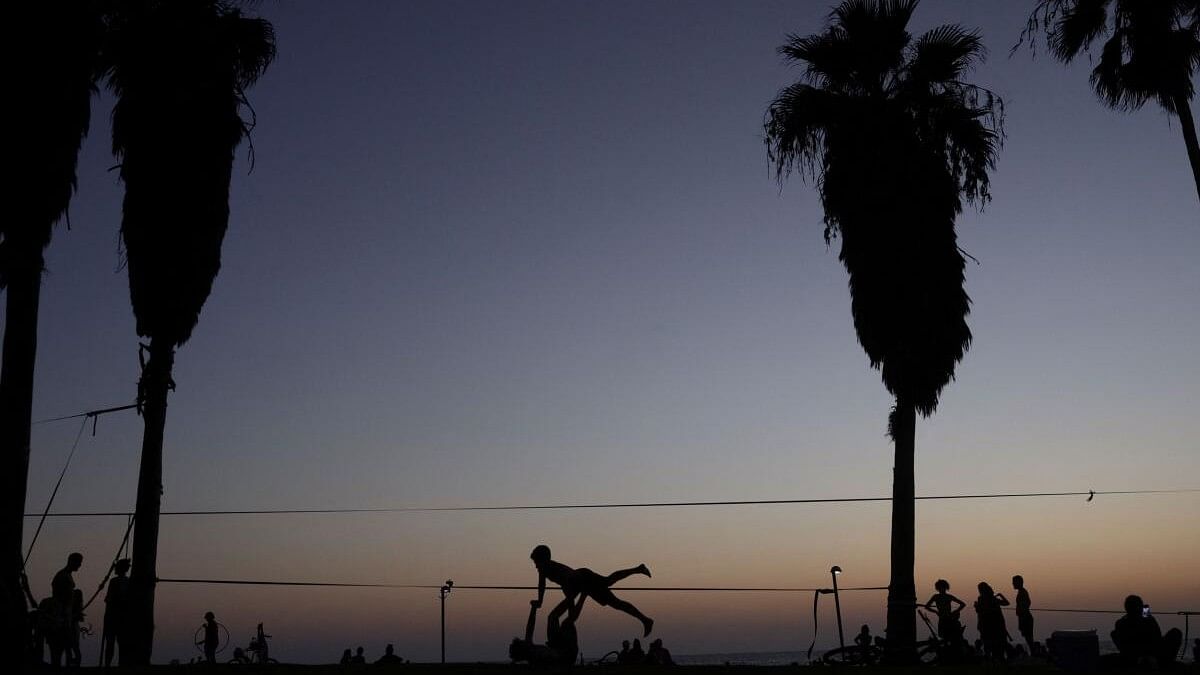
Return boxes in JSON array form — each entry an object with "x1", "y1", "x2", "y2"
[
  {"x1": 922, "y1": 575, "x2": 1036, "y2": 662},
  {"x1": 339, "y1": 644, "x2": 405, "y2": 665},
  {"x1": 20, "y1": 552, "x2": 132, "y2": 668},
  {"x1": 615, "y1": 637, "x2": 674, "y2": 666},
  {"x1": 511, "y1": 545, "x2": 656, "y2": 666}
]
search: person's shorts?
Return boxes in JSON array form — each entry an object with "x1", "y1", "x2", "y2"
[
  {"x1": 1017, "y1": 612, "x2": 1034, "y2": 636},
  {"x1": 566, "y1": 568, "x2": 615, "y2": 606}
]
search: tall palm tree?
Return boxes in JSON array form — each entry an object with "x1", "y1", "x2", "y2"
[
  {"x1": 103, "y1": 0, "x2": 274, "y2": 663},
  {"x1": 1025, "y1": 0, "x2": 1200, "y2": 203},
  {"x1": 764, "y1": 0, "x2": 1002, "y2": 662},
  {"x1": 1, "y1": 0, "x2": 103, "y2": 658}
]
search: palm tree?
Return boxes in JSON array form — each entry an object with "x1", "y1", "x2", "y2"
[
  {"x1": 1, "y1": 0, "x2": 103, "y2": 657},
  {"x1": 763, "y1": 0, "x2": 1002, "y2": 662},
  {"x1": 103, "y1": 0, "x2": 274, "y2": 663},
  {"x1": 1024, "y1": 0, "x2": 1200, "y2": 203}
]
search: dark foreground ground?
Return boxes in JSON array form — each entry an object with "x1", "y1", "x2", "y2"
[{"x1": 49, "y1": 664, "x2": 1199, "y2": 675}]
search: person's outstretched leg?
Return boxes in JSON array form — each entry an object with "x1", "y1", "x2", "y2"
[
  {"x1": 608, "y1": 596, "x2": 653, "y2": 637},
  {"x1": 605, "y1": 564, "x2": 651, "y2": 585}
]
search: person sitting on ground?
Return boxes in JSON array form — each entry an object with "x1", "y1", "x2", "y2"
[
  {"x1": 925, "y1": 579, "x2": 967, "y2": 644},
  {"x1": 854, "y1": 625, "x2": 874, "y2": 662},
  {"x1": 340, "y1": 648, "x2": 353, "y2": 665},
  {"x1": 351, "y1": 646, "x2": 367, "y2": 664},
  {"x1": 1111, "y1": 595, "x2": 1182, "y2": 667},
  {"x1": 646, "y1": 638, "x2": 674, "y2": 666},
  {"x1": 630, "y1": 637, "x2": 645, "y2": 662},
  {"x1": 974, "y1": 582, "x2": 1011, "y2": 661},
  {"x1": 374, "y1": 643, "x2": 403, "y2": 664},
  {"x1": 618, "y1": 640, "x2": 632, "y2": 664},
  {"x1": 509, "y1": 600, "x2": 579, "y2": 666},
  {"x1": 530, "y1": 544, "x2": 654, "y2": 637}
]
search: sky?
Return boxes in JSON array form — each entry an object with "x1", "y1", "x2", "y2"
[{"x1": 11, "y1": 0, "x2": 1199, "y2": 664}]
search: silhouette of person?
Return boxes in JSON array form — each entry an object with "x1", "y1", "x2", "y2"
[
  {"x1": 340, "y1": 648, "x2": 353, "y2": 665},
  {"x1": 924, "y1": 579, "x2": 966, "y2": 644},
  {"x1": 618, "y1": 639, "x2": 632, "y2": 664},
  {"x1": 1012, "y1": 575, "x2": 1034, "y2": 650},
  {"x1": 66, "y1": 588, "x2": 83, "y2": 666},
  {"x1": 854, "y1": 624, "x2": 873, "y2": 660},
  {"x1": 197, "y1": 611, "x2": 219, "y2": 664},
  {"x1": 352, "y1": 646, "x2": 367, "y2": 664},
  {"x1": 530, "y1": 544, "x2": 654, "y2": 636},
  {"x1": 102, "y1": 559, "x2": 131, "y2": 667},
  {"x1": 1111, "y1": 595, "x2": 1183, "y2": 667},
  {"x1": 46, "y1": 552, "x2": 83, "y2": 666},
  {"x1": 973, "y1": 582, "x2": 1010, "y2": 661},
  {"x1": 646, "y1": 638, "x2": 674, "y2": 665},
  {"x1": 374, "y1": 643, "x2": 402, "y2": 664},
  {"x1": 630, "y1": 637, "x2": 645, "y2": 662},
  {"x1": 509, "y1": 599, "x2": 579, "y2": 666}
]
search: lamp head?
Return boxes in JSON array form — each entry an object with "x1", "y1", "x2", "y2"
[{"x1": 831, "y1": 565, "x2": 842, "y2": 575}]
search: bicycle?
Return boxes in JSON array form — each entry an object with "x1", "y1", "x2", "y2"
[{"x1": 228, "y1": 623, "x2": 278, "y2": 664}]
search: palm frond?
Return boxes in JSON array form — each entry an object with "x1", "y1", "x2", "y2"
[{"x1": 909, "y1": 24, "x2": 984, "y2": 84}]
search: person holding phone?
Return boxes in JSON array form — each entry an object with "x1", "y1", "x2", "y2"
[{"x1": 1111, "y1": 595, "x2": 1183, "y2": 667}]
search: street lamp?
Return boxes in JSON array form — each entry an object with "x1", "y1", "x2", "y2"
[
  {"x1": 830, "y1": 566, "x2": 845, "y2": 660},
  {"x1": 440, "y1": 580, "x2": 454, "y2": 664}
]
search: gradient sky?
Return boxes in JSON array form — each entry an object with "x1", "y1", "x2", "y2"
[{"x1": 13, "y1": 0, "x2": 1199, "y2": 664}]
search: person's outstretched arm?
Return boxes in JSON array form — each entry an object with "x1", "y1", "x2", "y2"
[
  {"x1": 923, "y1": 596, "x2": 937, "y2": 612},
  {"x1": 533, "y1": 572, "x2": 546, "y2": 608},
  {"x1": 995, "y1": 593, "x2": 1010, "y2": 606}
]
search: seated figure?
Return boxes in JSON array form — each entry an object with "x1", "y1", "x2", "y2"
[{"x1": 1111, "y1": 595, "x2": 1182, "y2": 667}]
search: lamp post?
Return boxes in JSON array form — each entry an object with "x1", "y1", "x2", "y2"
[
  {"x1": 440, "y1": 580, "x2": 453, "y2": 664},
  {"x1": 831, "y1": 566, "x2": 845, "y2": 660}
]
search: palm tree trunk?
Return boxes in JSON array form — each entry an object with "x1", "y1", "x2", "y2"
[
  {"x1": 1173, "y1": 95, "x2": 1200, "y2": 205},
  {"x1": 884, "y1": 401, "x2": 917, "y2": 665},
  {"x1": 0, "y1": 245, "x2": 45, "y2": 668},
  {"x1": 122, "y1": 338, "x2": 175, "y2": 666}
]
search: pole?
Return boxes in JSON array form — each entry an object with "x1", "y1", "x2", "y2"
[
  {"x1": 831, "y1": 566, "x2": 845, "y2": 660},
  {"x1": 439, "y1": 580, "x2": 453, "y2": 664}
]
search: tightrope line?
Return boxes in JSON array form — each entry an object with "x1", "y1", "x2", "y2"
[{"x1": 23, "y1": 488, "x2": 1200, "y2": 518}]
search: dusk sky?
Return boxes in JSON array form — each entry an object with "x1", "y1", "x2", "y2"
[{"x1": 14, "y1": 0, "x2": 1199, "y2": 664}]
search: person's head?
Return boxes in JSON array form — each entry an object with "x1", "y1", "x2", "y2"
[
  {"x1": 530, "y1": 544, "x2": 551, "y2": 565},
  {"x1": 859, "y1": 624, "x2": 870, "y2": 634},
  {"x1": 356, "y1": 646, "x2": 364, "y2": 655},
  {"x1": 1123, "y1": 595, "x2": 1144, "y2": 617},
  {"x1": 67, "y1": 552, "x2": 83, "y2": 570},
  {"x1": 205, "y1": 611, "x2": 215, "y2": 622},
  {"x1": 115, "y1": 559, "x2": 131, "y2": 576},
  {"x1": 622, "y1": 640, "x2": 630, "y2": 649},
  {"x1": 342, "y1": 649, "x2": 351, "y2": 658},
  {"x1": 385, "y1": 644, "x2": 394, "y2": 656},
  {"x1": 978, "y1": 582, "x2": 993, "y2": 597},
  {"x1": 935, "y1": 579, "x2": 949, "y2": 593},
  {"x1": 1012, "y1": 575, "x2": 1024, "y2": 589},
  {"x1": 633, "y1": 639, "x2": 642, "y2": 649}
]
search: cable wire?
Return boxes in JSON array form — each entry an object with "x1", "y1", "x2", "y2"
[
  {"x1": 24, "y1": 487, "x2": 1200, "y2": 518},
  {"x1": 23, "y1": 417, "x2": 90, "y2": 566},
  {"x1": 156, "y1": 578, "x2": 887, "y2": 593}
]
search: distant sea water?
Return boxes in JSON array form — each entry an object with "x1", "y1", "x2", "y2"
[{"x1": 672, "y1": 640, "x2": 1133, "y2": 666}]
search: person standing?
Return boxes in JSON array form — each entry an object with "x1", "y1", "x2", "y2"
[
  {"x1": 102, "y1": 559, "x2": 131, "y2": 666},
  {"x1": 48, "y1": 553, "x2": 83, "y2": 667},
  {"x1": 1012, "y1": 575, "x2": 1034, "y2": 650},
  {"x1": 197, "y1": 612, "x2": 219, "y2": 664},
  {"x1": 974, "y1": 582, "x2": 1011, "y2": 661}
]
